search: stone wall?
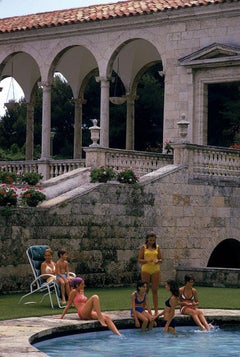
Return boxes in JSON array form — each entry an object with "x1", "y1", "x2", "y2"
[
  {"x1": 176, "y1": 267, "x2": 240, "y2": 288},
  {"x1": 0, "y1": 165, "x2": 239, "y2": 293}
]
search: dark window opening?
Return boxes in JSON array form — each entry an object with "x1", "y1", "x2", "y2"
[
  {"x1": 208, "y1": 82, "x2": 240, "y2": 148},
  {"x1": 207, "y1": 238, "x2": 240, "y2": 268}
]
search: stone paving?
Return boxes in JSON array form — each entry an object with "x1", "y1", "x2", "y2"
[{"x1": 0, "y1": 310, "x2": 239, "y2": 357}]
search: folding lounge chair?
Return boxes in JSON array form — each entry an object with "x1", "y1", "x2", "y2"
[{"x1": 18, "y1": 245, "x2": 71, "y2": 309}]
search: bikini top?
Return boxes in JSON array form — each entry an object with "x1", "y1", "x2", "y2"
[
  {"x1": 45, "y1": 264, "x2": 55, "y2": 274},
  {"x1": 181, "y1": 288, "x2": 194, "y2": 301},
  {"x1": 73, "y1": 292, "x2": 88, "y2": 305},
  {"x1": 165, "y1": 298, "x2": 171, "y2": 307},
  {"x1": 134, "y1": 291, "x2": 146, "y2": 305}
]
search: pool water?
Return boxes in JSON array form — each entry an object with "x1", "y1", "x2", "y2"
[{"x1": 34, "y1": 325, "x2": 240, "y2": 357}]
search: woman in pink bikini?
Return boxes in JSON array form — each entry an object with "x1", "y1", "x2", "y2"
[{"x1": 58, "y1": 277, "x2": 121, "y2": 336}]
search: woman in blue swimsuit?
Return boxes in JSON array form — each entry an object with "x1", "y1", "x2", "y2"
[{"x1": 131, "y1": 280, "x2": 156, "y2": 332}]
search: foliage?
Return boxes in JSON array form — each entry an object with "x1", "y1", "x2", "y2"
[
  {"x1": 0, "y1": 184, "x2": 18, "y2": 206},
  {"x1": 0, "y1": 171, "x2": 17, "y2": 184},
  {"x1": 20, "y1": 172, "x2": 43, "y2": 185},
  {"x1": 146, "y1": 143, "x2": 162, "y2": 153},
  {"x1": 117, "y1": 169, "x2": 139, "y2": 184},
  {"x1": 164, "y1": 140, "x2": 173, "y2": 153},
  {"x1": 229, "y1": 144, "x2": 240, "y2": 149},
  {"x1": 20, "y1": 188, "x2": 46, "y2": 207},
  {"x1": 90, "y1": 166, "x2": 116, "y2": 183}
]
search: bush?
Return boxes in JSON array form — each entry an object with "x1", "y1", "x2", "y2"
[
  {"x1": 21, "y1": 172, "x2": 43, "y2": 185},
  {"x1": 0, "y1": 184, "x2": 18, "y2": 206},
  {"x1": 90, "y1": 167, "x2": 116, "y2": 183},
  {"x1": 117, "y1": 169, "x2": 139, "y2": 184},
  {"x1": 0, "y1": 171, "x2": 17, "y2": 184},
  {"x1": 21, "y1": 188, "x2": 46, "y2": 207}
]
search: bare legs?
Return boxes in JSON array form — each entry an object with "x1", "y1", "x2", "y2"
[
  {"x1": 141, "y1": 271, "x2": 160, "y2": 315},
  {"x1": 133, "y1": 310, "x2": 155, "y2": 332},
  {"x1": 183, "y1": 307, "x2": 212, "y2": 331},
  {"x1": 79, "y1": 295, "x2": 121, "y2": 336},
  {"x1": 57, "y1": 278, "x2": 70, "y2": 304}
]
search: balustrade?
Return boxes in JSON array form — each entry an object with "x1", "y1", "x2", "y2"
[{"x1": 0, "y1": 145, "x2": 239, "y2": 183}]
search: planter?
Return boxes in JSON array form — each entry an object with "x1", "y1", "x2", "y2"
[{"x1": 109, "y1": 96, "x2": 126, "y2": 105}]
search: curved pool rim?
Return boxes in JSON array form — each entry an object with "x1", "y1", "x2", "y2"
[
  {"x1": 30, "y1": 314, "x2": 240, "y2": 345},
  {"x1": 1, "y1": 310, "x2": 240, "y2": 357}
]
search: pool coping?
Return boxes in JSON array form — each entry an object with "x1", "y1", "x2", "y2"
[{"x1": 1, "y1": 309, "x2": 240, "y2": 356}]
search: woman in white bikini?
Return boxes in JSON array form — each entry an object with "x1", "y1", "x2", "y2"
[
  {"x1": 58, "y1": 277, "x2": 121, "y2": 336},
  {"x1": 41, "y1": 248, "x2": 56, "y2": 283},
  {"x1": 179, "y1": 274, "x2": 213, "y2": 331}
]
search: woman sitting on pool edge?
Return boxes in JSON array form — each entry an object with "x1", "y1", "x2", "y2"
[
  {"x1": 179, "y1": 274, "x2": 213, "y2": 331},
  {"x1": 57, "y1": 277, "x2": 121, "y2": 336},
  {"x1": 131, "y1": 280, "x2": 156, "y2": 332}
]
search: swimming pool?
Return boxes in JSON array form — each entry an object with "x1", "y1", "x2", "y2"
[{"x1": 34, "y1": 325, "x2": 240, "y2": 357}]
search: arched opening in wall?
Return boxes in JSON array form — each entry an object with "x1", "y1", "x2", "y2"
[
  {"x1": 135, "y1": 63, "x2": 164, "y2": 151},
  {"x1": 208, "y1": 82, "x2": 240, "y2": 148},
  {"x1": 207, "y1": 238, "x2": 240, "y2": 268}
]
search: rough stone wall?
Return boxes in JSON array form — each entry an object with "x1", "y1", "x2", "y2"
[{"x1": 0, "y1": 167, "x2": 239, "y2": 293}]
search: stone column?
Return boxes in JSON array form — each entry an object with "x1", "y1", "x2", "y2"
[
  {"x1": 73, "y1": 97, "x2": 86, "y2": 159},
  {"x1": 96, "y1": 76, "x2": 110, "y2": 148},
  {"x1": 126, "y1": 94, "x2": 136, "y2": 150},
  {"x1": 40, "y1": 81, "x2": 51, "y2": 160},
  {"x1": 25, "y1": 102, "x2": 34, "y2": 160}
]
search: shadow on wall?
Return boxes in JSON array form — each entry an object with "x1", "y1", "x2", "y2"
[{"x1": 207, "y1": 238, "x2": 240, "y2": 268}]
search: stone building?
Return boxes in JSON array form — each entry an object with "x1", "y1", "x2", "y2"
[{"x1": 0, "y1": 0, "x2": 239, "y2": 292}]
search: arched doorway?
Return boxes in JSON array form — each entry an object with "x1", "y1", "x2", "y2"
[{"x1": 207, "y1": 238, "x2": 240, "y2": 268}]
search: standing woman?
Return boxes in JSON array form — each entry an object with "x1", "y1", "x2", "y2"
[{"x1": 138, "y1": 231, "x2": 162, "y2": 315}]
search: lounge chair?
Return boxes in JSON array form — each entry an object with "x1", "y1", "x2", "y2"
[{"x1": 18, "y1": 245, "x2": 75, "y2": 308}]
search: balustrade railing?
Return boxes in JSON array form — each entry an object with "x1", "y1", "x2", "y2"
[
  {"x1": 0, "y1": 161, "x2": 39, "y2": 174},
  {"x1": 104, "y1": 148, "x2": 173, "y2": 176},
  {"x1": 174, "y1": 144, "x2": 240, "y2": 182},
  {"x1": 0, "y1": 159, "x2": 86, "y2": 180},
  {"x1": 0, "y1": 145, "x2": 239, "y2": 183},
  {"x1": 48, "y1": 160, "x2": 85, "y2": 178}
]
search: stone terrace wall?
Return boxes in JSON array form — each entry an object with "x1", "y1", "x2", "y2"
[{"x1": 0, "y1": 166, "x2": 239, "y2": 293}]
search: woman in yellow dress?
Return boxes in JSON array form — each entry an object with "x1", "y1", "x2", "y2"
[{"x1": 138, "y1": 231, "x2": 162, "y2": 315}]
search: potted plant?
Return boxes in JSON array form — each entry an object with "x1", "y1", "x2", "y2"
[
  {"x1": 90, "y1": 167, "x2": 116, "y2": 183},
  {"x1": 0, "y1": 184, "x2": 18, "y2": 206},
  {"x1": 164, "y1": 140, "x2": 173, "y2": 154},
  {"x1": 0, "y1": 171, "x2": 17, "y2": 184},
  {"x1": 117, "y1": 169, "x2": 139, "y2": 184},
  {"x1": 20, "y1": 188, "x2": 46, "y2": 207},
  {"x1": 20, "y1": 172, "x2": 43, "y2": 185}
]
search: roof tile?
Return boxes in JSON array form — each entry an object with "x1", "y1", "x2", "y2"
[{"x1": 0, "y1": 0, "x2": 238, "y2": 33}]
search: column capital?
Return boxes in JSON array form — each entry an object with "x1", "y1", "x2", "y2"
[
  {"x1": 95, "y1": 76, "x2": 111, "y2": 83},
  {"x1": 73, "y1": 97, "x2": 87, "y2": 106},
  {"x1": 38, "y1": 80, "x2": 52, "y2": 89}
]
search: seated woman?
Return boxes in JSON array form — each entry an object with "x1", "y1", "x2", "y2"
[
  {"x1": 58, "y1": 277, "x2": 121, "y2": 336},
  {"x1": 131, "y1": 280, "x2": 155, "y2": 332},
  {"x1": 157, "y1": 279, "x2": 179, "y2": 334},
  {"x1": 179, "y1": 274, "x2": 213, "y2": 331},
  {"x1": 41, "y1": 248, "x2": 56, "y2": 283}
]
